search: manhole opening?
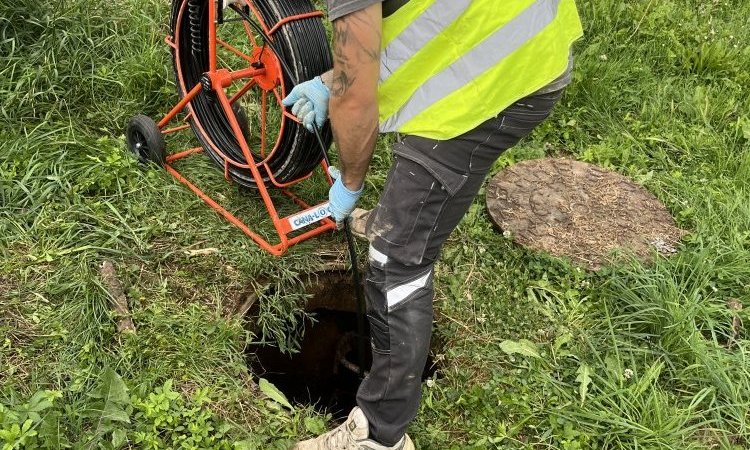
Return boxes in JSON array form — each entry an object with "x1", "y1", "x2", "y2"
[{"x1": 245, "y1": 271, "x2": 439, "y2": 418}]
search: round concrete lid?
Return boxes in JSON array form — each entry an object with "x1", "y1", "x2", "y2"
[{"x1": 486, "y1": 158, "x2": 685, "y2": 270}]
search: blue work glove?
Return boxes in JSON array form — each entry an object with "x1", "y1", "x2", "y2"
[
  {"x1": 281, "y1": 76, "x2": 330, "y2": 131},
  {"x1": 327, "y1": 166, "x2": 363, "y2": 228}
]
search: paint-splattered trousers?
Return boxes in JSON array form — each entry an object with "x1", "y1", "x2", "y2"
[{"x1": 355, "y1": 89, "x2": 563, "y2": 446}]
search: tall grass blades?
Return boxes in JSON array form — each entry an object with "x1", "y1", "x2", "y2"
[{"x1": 2, "y1": 0, "x2": 750, "y2": 448}]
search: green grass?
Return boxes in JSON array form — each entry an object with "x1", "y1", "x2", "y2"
[{"x1": 2, "y1": 0, "x2": 750, "y2": 448}]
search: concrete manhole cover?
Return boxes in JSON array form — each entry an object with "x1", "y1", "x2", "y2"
[{"x1": 486, "y1": 158, "x2": 685, "y2": 270}]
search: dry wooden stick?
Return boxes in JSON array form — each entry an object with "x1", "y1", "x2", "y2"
[{"x1": 99, "y1": 260, "x2": 136, "y2": 334}]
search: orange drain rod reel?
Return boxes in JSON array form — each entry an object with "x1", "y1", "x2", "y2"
[
  {"x1": 126, "y1": 0, "x2": 337, "y2": 256},
  {"x1": 125, "y1": 0, "x2": 368, "y2": 377}
]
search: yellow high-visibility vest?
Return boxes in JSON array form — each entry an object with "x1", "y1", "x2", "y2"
[{"x1": 378, "y1": 0, "x2": 583, "y2": 139}]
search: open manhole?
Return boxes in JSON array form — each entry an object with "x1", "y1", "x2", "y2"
[
  {"x1": 242, "y1": 270, "x2": 438, "y2": 418},
  {"x1": 486, "y1": 158, "x2": 686, "y2": 270}
]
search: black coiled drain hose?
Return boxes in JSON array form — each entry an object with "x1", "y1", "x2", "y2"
[
  {"x1": 170, "y1": 0, "x2": 333, "y2": 187},
  {"x1": 188, "y1": 0, "x2": 202, "y2": 55}
]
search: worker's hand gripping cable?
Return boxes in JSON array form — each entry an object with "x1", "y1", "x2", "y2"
[
  {"x1": 282, "y1": 77, "x2": 364, "y2": 228},
  {"x1": 327, "y1": 166, "x2": 364, "y2": 229},
  {"x1": 282, "y1": 76, "x2": 331, "y2": 132}
]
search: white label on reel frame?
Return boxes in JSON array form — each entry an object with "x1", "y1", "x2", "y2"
[{"x1": 288, "y1": 203, "x2": 332, "y2": 231}]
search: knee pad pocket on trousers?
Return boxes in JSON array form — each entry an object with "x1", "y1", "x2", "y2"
[
  {"x1": 385, "y1": 268, "x2": 432, "y2": 313},
  {"x1": 367, "y1": 314, "x2": 390, "y2": 354}
]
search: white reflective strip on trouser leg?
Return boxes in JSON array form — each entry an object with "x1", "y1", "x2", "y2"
[
  {"x1": 380, "y1": 0, "x2": 471, "y2": 81},
  {"x1": 386, "y1": 270, "x2": 431, "y2": 310},
  {"x1": 369, "y1": 244, "x2": 389, "y2": 266},
  {"x1": 380, "y1": 0, "x2": 562, "y2": 133}
]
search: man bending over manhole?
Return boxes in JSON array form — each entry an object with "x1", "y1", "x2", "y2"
[{"x1": 282, "y1": 0, "x2": 583, "y2": 448}]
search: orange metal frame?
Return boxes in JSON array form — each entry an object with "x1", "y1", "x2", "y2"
[{"x1": 158, "y1": 0, "x2": 334, "y2": 256}]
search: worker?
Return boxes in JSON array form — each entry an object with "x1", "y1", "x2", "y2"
[{"x1": 282, "y1": 0, "x2": 583, "y2": 448}]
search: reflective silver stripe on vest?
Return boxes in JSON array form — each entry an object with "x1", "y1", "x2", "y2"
[
  {"x1": 381, "y1": 0, "x2": 563, "y2": 133},
  {"x1": 380, "y1": 0, "x2": 471, "y2": 81}
]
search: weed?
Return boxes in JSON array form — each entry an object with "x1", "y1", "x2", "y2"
[{"x1": 2, "y1": 0, "x2": 750, "y2": 448}]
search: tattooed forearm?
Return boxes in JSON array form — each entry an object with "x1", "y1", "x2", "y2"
[
  {"x1": 330, "y1": 8, "x2": 381, "y2": 98},
  {"x1": 333, "y1": 15, "x2": 380, "y2": 62},
  {"x1": 330, "y1": 69, "x2": 353, "y2": 97},
  {"x1": 326, "y1": 3, "x2": 382, "y2": 190}
]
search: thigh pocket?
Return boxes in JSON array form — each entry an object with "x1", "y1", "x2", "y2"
[
  {"x1": 366, "y1": 157, "x2": 442, "y2": 247},
  {"x1": 366, "y1": 156, "x2": 462, "y2": 265}
]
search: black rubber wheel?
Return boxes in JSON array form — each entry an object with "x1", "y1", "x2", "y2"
[{"x1": 126, "y1": 114, "x2": 166, "y2": 166}]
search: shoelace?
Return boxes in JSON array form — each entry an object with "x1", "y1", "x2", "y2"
[{"x1": 324, "y1": 424, "x2": 359, "y2": 449}]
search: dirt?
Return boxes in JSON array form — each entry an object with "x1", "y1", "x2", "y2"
[
  {"x1": 0, "y1": 276, "x2": 33, "y2": 346},
  {"x1": 486, "y1": 158, "x2": 685, "y2": 270}
]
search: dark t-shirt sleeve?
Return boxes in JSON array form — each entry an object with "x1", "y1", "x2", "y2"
[{"x1": 327, "y1": 0, "x2": 383, "y2": 20}]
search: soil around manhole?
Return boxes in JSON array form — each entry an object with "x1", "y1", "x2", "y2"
[
  {"x1": 486, "y1": 158, "x2": 686, "y2": 270},
  {"x1": 243, "y1": 271, "x2": 438, "y2": 419}
]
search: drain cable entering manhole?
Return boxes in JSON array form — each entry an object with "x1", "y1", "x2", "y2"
[{"x1": 242, "y1": 270, "x2": 438, "y2": 418}]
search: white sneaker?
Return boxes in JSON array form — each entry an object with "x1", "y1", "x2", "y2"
[{"x1": 293, "y1": 407, "x2": 415, "y2": 450}]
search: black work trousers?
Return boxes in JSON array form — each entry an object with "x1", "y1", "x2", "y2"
[{"x1": 356, "y1": 89, "x2": 563, "y2": 446}]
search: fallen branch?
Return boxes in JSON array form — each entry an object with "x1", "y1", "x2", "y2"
[
  {"x1": 99, "y1": 260, "x2": 136, "y2": 334},
  {"x1": 184, "y1": 247, "x2": 220, "y2": 257},
  {"x1": 727, "y1": 298, "x2": 743, "y2": 349}
]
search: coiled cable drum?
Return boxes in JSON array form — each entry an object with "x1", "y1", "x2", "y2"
[
  {"x1": 170, "y1": 0, "x2": 333, "y2": 187},
  {"x1": 188, "y1": 0, "x2": 202, "y2": 55}
]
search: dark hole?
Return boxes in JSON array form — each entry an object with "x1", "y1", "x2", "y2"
[{"x1": 245, "y1": 271, "x2": 439, "y2": 419}]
